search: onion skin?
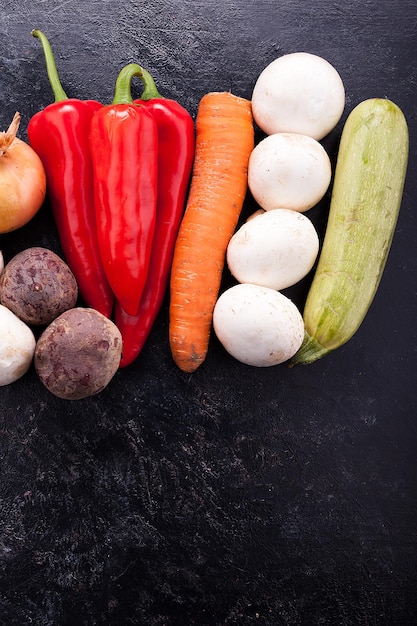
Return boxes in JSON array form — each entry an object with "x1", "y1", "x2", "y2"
[{"x1": 0, "y1": 112, "x2": 46, "y2": 234}]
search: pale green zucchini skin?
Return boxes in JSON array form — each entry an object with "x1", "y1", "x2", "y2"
[{"x1": 293, "y1": 98, "x2": 409, "y2": 365}]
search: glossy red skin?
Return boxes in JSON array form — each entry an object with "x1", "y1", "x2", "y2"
[
  {"x1": 115, "y1": 98, "x2": 195, "y2": 367},
  {"x1": 27, "y1": 99, "x2": 114, "y2": 318},
  {"x1": 89, "y1": 103, "x2": 158, "y2": 317}
]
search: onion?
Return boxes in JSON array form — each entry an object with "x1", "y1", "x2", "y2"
[
  {"x1": 0, "y1": 112, "x2": 46, "y2": 234},
  {"x1": 0, "y1": 304, "x2": 36, "y2": 386}
]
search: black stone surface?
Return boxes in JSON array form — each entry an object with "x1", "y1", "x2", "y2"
[{"x1": 1, "y1": 1, "x2": 417, "y2": 624}]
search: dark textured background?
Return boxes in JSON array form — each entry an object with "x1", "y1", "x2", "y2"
[{"x1": 1, "y1": 1, "x2": 417, "y2": 624}]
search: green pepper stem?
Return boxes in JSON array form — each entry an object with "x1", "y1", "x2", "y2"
[
  {"x1": 112, "y1": 63, "x2": 143, "y2": 105},
  {"x1": 31, "y1": 29, "x2": 68, "y2": 103},
  {"x1": 139, "y1": 68, "x2": 163, "y2": 101}
]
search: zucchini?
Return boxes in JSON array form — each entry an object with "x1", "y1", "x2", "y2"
[{"x1": 293, "y1": 98, "x2": 409, "y2": 364}]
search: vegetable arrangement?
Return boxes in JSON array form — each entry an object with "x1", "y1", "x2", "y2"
[
  {"x1": 0, "y1": 29, "x2": 196, "y2": 396},
  {"x1": 211, "y1": 53, "x2": 345, "y2": 367},
  {"x1": 28, "y1": 30, "x2": 195, "y2": 373},
  {"x1": 211, "y1": 53, "x2": 408, "y2": 369},
  {"x1": 0, "y1": 247, "x2": 122, "y2": 398},
  {"x1": 0, "y1": 33, "x2": 410, "y2": 397}
]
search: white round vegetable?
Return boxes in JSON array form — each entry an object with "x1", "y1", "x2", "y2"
[
  {"x1": 252, "y1": 52, "x2": 345, "y2": 140},
  {"x1": 213, "y1": 284, "x2": 304, "y2": 367},
  {"x1": 0, "y1": 304, "x2": 36, "y2": 386},
  {"x1": 248, "y1": 132, "x2": 331, "y2": 212},
  {"x1": 227, "y1": 209, "x2": 319, "y2": 290}
]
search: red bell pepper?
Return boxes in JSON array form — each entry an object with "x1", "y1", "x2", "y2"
[
  {"x1": 89, "y1": 64, "x2": 158, "y2": 317},
  {"x1": 27, "y1": 30, "x2": 114, "y2": 318},
  {"x1": 114, "y1": 68, "x2": 195, "y2": 367}
]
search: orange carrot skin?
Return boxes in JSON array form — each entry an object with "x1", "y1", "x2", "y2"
[{"x1": 169, "y1": 91, "x2": 254, "y2": 373}]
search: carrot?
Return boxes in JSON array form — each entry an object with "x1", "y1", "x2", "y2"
[{"x1": 169, "y1": 91, "x2": 254, "y2": 373}]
